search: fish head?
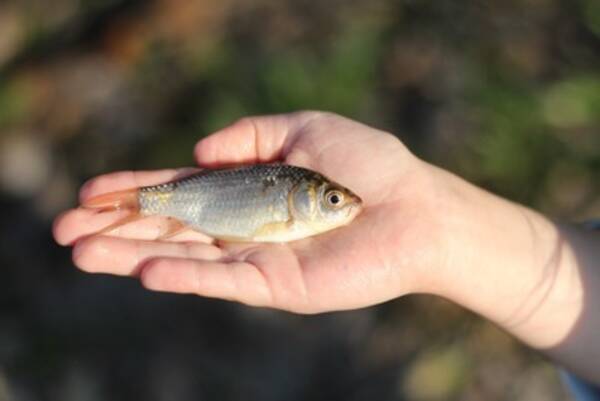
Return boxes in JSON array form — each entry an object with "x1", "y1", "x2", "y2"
[{"x1": 290, "y1": 176, "x2": 363, "y2": 233}]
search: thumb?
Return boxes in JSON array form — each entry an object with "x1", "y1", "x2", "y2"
[{"x1": 193, "y1": 111, "x2": 320, "y2": 167}]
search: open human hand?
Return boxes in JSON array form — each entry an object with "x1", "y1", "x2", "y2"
[
  {"x1": 53, "y1": 111, "x2": 451, "y2": 312},
  {"x1": 53, "y1": 111, "x2": 600, "y2": 383}
]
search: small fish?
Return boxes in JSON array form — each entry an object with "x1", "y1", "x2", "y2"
[{"x1": 83, "y1": 164, "x2": 362, "y2": 242}]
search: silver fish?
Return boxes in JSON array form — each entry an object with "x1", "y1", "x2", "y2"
[{"x1": 84, "y1": 164, "x2": 362, "y2": 242}]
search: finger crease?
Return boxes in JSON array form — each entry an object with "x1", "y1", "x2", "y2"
[
  {"x1": 250, "y1": 262, "x2": 275, "y2": 306},
  {"x1": 250, "y1": 118, "x2": 263, "y2": 161}
]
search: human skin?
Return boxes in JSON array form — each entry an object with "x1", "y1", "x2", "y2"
[{"x1": 53, "y1": 111, "x2": 600, "y2": 383}]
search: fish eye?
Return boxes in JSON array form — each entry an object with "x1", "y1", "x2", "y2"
[{"x1": 325, "y1": 190, "x2": 344, "y2": 207}]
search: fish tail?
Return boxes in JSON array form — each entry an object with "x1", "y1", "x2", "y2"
[
  {"x1": 82, "y1": 189, "x2": 140, "y2": 213},
  {"x1": 82, "y1": 189, "x2": 144, "y2": 235}
]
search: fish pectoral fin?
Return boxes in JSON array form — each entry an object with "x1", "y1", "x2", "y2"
[
  {"x1": 250, "y1": 220, "x2": 294, "y2": 242},
  {"x1": 214, "y1": 235, "x2": 254, "y2": 244},
  {"x1": 156, "y1": 218, "x2": 189, "y2": 240}
]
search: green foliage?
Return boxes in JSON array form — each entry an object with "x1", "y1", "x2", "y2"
[
  {"x1": 403, "y1": 344, "x2": 470, "y2": 401},
  {"x1": 0, "y1": 80, "x2": 30, "y2": 129},
  {"x1": 197, "y1": 24, "x2": 383, "y2": 132},
  {"x1": 260, "y1": 27, "x2": 380, "y2": 115},
  {"x1": 583, "y1": 0, "x2": 600, "y2": 38},
  {"x1": 456, "y1": 72, "x2": 599, "y2": 205},
  {"x1": 542, "y1": 75, "x2": 600, "y2": 129}
]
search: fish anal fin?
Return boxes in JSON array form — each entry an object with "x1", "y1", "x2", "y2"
[
  {"x1": 97, "y1": 213, "x2": 144, "y2": 235},
  {"x1": 157, "y1": 218, "x2": 189, "y2": 240}
]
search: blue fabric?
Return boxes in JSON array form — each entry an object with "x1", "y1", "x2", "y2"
[
  {"x1": 561, "y1": 371, "x2": 600, "y2": 401},
  {"x1": 582, "y1": 220, "x2": 600, "y2": 230},
  {"x1": 561, "y1": 220, "x2": 600, "y2": 400}
]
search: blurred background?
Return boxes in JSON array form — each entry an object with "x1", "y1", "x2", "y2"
[{"x1": 0, "y1": 0, "x2": 599, "y2": 400}]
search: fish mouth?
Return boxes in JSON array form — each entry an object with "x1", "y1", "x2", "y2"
[
  {"x1": 346, "y1": 199, "x2": 363, "y2": 219},
  {"x1": 350, "y1": 193, "x2": 363, "y2": 209}
]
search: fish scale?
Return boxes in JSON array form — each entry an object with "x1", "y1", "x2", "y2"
[{"x1": 138, "y1": 165, "x2": 316, "y2": 239}]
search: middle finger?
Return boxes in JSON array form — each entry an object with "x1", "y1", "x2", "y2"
[{"x1": 72, "y1": 236, "x2": 224, "y2": 276}]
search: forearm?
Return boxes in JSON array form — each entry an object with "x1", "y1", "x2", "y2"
[{"x1": 424, "y1": 163, "x2": 600, "y2": 383}]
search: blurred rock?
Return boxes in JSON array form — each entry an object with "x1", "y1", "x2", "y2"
[
  {"x1": 0, "y1": 5, "x2": 24, "y2": 68},
  {"x1": 512, "y1": 366, "x2": 567, "y2": 401},
  {"x1": 401, "y1": 344, "x2": 469, "y2": 401},
  {"x1": 385, "y1": 38, "x2": 441, "y2": 88},
  {"x1": 0, "y1": 133, "x2": 51, "y2": 197},
  {"x1": 56, "y1": 362, "x2": 105, "y2": 401},
  {"x1": 499, "y1": 31, "x2": 548, "y2": 78},
  {"x1": 102, "y1": 15, "x2": 149, "y2": 67},
  {"x1": 0, "y1": 370, "x2": 14, "y2": 401},
  {"x1": 34, "y1": 163, "x2": 77, "y2": 218},
  {"x1": 152, "y1": 0, "x2": 233, "y2": 42},
  {"x1": 541, "y1": 162, "x2": 593, "y2": 216},
  {"x1": 46, "y1": 55, "x2": 154, "y2": 143}
]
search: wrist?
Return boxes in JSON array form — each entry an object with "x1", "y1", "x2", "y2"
[{"x1": 421, "y1": 163, "x2": 584, "y2": 349}]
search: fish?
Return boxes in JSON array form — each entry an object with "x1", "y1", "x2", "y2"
[{"x1": 83, "y1": 164, "x2": 363, "y2": 242}]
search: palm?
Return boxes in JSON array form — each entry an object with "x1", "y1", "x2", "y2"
[{"x1": 54, "y1": 112, "x2": 441, "y2": 312}]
